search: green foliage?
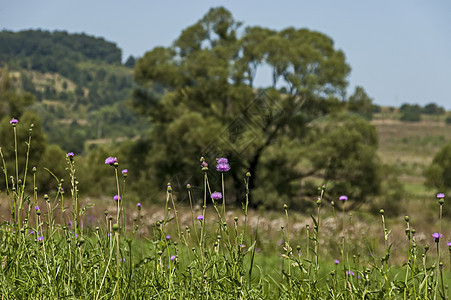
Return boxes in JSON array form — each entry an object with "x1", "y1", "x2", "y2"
[
  {"x1": 422, "y1": 102, "x2": 445, "y2": 115},
  {"x1": 399, "y1": 103, "x2": 422, "y2": 122},
  {"x1": 424, "y1": 142, "x2": 451, "y2": 191},
  {"x1": 347, "y1": 86, "x2": 374, "y2": 120},
  {"x1": 0, "y1": 29, "x2": 122, "y2": 72},
  {"x1": 1, "y1": 29, "x2": 149, "y2": 153},
  {"x1": 369, "y1": 165, "x2": 404, "y2": 217},
  {"x1": 0, "y1": 66, "x2": 35, "y2": 120},
  {"x1": 131, "y1": 7, "x2": 380, "y2": 208}
]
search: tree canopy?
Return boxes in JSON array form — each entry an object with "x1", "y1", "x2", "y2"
[{"x1": 131, "y1": 7, "x2": 381, "y2": 208}]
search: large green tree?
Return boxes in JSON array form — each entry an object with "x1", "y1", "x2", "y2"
[{"x1": 131, "y1": 7, "x2": 381, "y2": 208}]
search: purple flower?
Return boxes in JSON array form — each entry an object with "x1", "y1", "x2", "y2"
[
  {"x1": 216, "y1": 163, "x2": 231, "y2": 172},
  {"x1": 432, "y1": 233, "x2": 443, "y2": 239},
  {"x1": 114, "y1": 195, "x2": 121, "y2": 201},
  {"x1": 38, "y1": 236, "x2": 44, "y2": 242},
  {"x1": 107, "y1": 233, "x2": 113, "y2": 237},
  {"x1": 105, "y1": 156, "x2": 118, "y2": 165},
  {"x1": 201, "y1": 161, "x2": 208, "y2": 168},
  {"x1": 211, "y1": 192, "x2": 222, "y2": 200},
  {"x1": 436, "y1": 193, "x2": 445, "y2": 199},
  {"x1": 217, "y1": 158, "x2": 228, "y2": 164},
  {"x1": 339, "y1": 195, "x2": 348, "y2": 201},
  {"x1": 136, "y1": 202, "x2": 142, "y2": 210},
  {"x1": 10, "y1": 118, "x2": 18, "y2": 125},
  {"x1": 448, "y1": 242, "x2": 451, "y2": 247},
  {"x1": 121, "y1": 169, "x2": 128, "y2": 175},
  {"x1": 256, "y1": 248, "x2": 261, "y2": 253},
  {"x1": 170, "y1": 255, "x2": 176, "y2": 261},
  {"x1": 28, "y1": 230, "x2": 35, "y2": 235},
  {"x1": 433, "y1": 233, "x2": 443, "y2": 243},
  {"x1": 334, "y1": 259, "x2": 340, "y2": 265},
  {"x1": 165, "y1": 235, "x2": 171, "y2": 240},
  {"x1": 197, "y1": 215, "x2": 204, "y2": 221},
  {"x1": 346, "y1": 270, "x2": 355, "y2": 276},
  {"x1": 120, "y1": 258, "x2": 126, "y2": 263},
  {"x1": 35, "y1": 206, "x2": 40, "y2": 211},
  {"x1": 66, "y1": 152, "x2": 74, "y2": 158}
]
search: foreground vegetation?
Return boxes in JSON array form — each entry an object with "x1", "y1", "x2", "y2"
[{"x1": 0, "y1": 119, "x2": 450, "y2": 299}]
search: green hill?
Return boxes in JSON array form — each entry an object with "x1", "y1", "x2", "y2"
[{"x1": 0, "y1": 29, "x2": 148, "y2": 154}]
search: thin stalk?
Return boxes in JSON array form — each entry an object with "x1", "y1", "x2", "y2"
[
  {"x1": 0, "y1": 147, "x2": 13, "y2": 218},
  {"x1": 13, "y1": 125, "x2": 19, "y2": 226},
  {"x1": 221, "y1": 173, "x2": 226, "y2": 218}
]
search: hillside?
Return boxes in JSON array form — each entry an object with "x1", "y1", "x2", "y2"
[{"x1": 0, "y1": 30, "x2": 149, "y2": 154}]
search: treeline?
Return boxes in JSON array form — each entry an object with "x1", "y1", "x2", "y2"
[
  {"x1": 0, "y1": 29, "x2": 122, "y2": 69},
  {"x1": 397, "y1": 102, "x2": 447, "y2": 122}
]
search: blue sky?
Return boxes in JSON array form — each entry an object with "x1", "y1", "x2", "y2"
[{"x1": 1, "y1": 0, "x2": 450, "y2": 108}]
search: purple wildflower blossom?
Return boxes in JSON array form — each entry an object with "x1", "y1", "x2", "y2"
[
  {"x1": 437, "y1": 193, "x2": 445, "y2": 199},
  {"x1": 197, "y1": 215, "x2": 204, "y2": 221},
  {"x1": 28, "y1": 230, "x2": 35, "y2": 235},
  {"x1": 66, "y1": 152, "x2": 74, "y2": 158},
  {"x1": 35, "y1": 206, "x2": 40, "y2": 211},
  {"x1": 201, "y1": 161, "x2": 208, "y2": 168},
  {"x1": 217, "y1": 158, "x2": 228, "y2": 164},
  {"x1": 105, "y1": 156, "x2": 118, "y2": 165},
  {"x1": 346, "y1": 270, "x2": 355, "y2": 276},
  {"x1": 339, "y1": 195, "x2": 348, "y2": 201},
  {"x1": 121, "y1": 169, "x2": 128, "y2": 175},
  {"x1": 120, "y1": 258, "x2": 126, "y2": 263},
  {"x1": 10, "y1": 118, "x2": 18, "y2": 125},
  {"x1": 136, "y1": 202, "x2": 142, "y2": 209},
  {"x1": 170, "y1": 255, "x2": 177, "y2": 261},
  {"x1": 165, "y1": 235, "x2": 171, "y2": 240},
  {"x1": 448, "y1": 242, "x2": 451, "y2": 247},
  {"x1": 38, "y1": 236, "x2": 44, "y2": 242},
  {"x1": 432, "y1": 233, "x2": 443, "y2": 239},
  {"x1": 114, "y1": 195, "x2": 121, "y2": 201},
  {"x1": 216, "y1": 163, "x2": 231, "y2": 172},
  {"x1": 211, "y1": 192, "x2": 222, "y2": 200},
  {"x1": 334, "y1": 259, "x2": 340, "y2": 265}
]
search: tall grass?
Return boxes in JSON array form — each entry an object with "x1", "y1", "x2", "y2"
[{"x1": 0, "y1": 118, "x2": 450, "y2": 299}]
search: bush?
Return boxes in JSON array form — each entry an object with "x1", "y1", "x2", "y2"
[{"x1": 399, "y1": 103, "x2": 421, "y2": 122}]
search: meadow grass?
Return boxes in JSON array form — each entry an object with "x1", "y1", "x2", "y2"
[{"x1": 0, "y1": 119, "x2": 450, "y2": 299}]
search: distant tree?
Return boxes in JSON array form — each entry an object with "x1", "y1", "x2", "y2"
[
  {"x1": 422, "y1": 102, "x2": 445, "y2": 115},
  {"x1": 424, "y1": 143, "x2": 451, "y2": 191},
  {"x1": 372, "y1": 104, "x2": 381, "y2": 113},
  {"x1": 399, "y1": 103, "x2": 421, "y2": 122},
  {"x1": 347, "y1": 86, "x2": 374, "y2": 120},
  {"x1": 0, "y1": 66, "x2": 35, "y2": 120},
  {"x1": 124, "y1": 55, "x2": 136, "y2": 68},
  {"x1": 132, "y1": 7, "x2": 381, "y2": 208}
]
